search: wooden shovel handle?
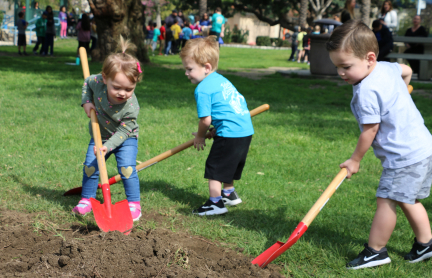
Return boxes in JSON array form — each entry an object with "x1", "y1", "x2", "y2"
[
  {"x1": 301, "y1": 168, "x2": 347, "y2": 226},
  {"x1": 79, "y1": 47, "x2": 90, "y2": 79},
  {"x1": 90, "y1": 109, "x2": 109, "y2": 185}
]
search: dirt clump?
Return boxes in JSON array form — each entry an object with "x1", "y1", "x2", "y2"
[{"x1": 0, "y1": 209, "x2": 284, "y2": 277}]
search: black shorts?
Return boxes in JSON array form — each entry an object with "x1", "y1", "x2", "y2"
[
  {"x1": 18, "y1": 34, "x2": 26, "y2": 46},
  {"x1": 204, "y1": 135, "x2": 252, "y2": 184}
]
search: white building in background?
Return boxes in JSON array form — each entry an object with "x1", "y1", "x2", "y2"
[{"x1": 225, "y1": 13, "x2": 282, "y2": 45}]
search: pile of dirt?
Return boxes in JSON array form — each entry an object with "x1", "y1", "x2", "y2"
[{"x1": 0, "y1": 209, "x2": 284, "y2": 277}]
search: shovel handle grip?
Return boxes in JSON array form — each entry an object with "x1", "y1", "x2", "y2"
[
  {"x1": 90, "y1": 110, "x2": 110, "y2": 187},
  {"x1": 80, "y1": 47, "x2": 90, "y2": 79},
  {"x1": 300, "y1": 168, "x2": 347, "y2": 226}
]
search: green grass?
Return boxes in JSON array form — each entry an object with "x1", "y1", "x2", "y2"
[
  {"x1": 150, "y1": 45, "x2": 310, "y2": 70},
  {"x1": 2, "y1": 40, "x2": 432, "y2": 277}
]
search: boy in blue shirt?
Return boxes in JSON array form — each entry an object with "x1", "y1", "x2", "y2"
[
  {"x1": 181, "y1": 21, "x2": 192, "y2": 49},
  {"x1": 327, "y1": 20, "x2": 432, "y2": 269},
  {"x1": 180, "y1": 36, "x2": 254, "y2": 216},
  {"x1": 210, "y1": 7, "x2": 225, "y2": 44},
  {"x1": 17, "y1": 12, "x2": 29, "y2": 56}
]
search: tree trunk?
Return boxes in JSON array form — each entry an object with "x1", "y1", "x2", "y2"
[
  {"x1": 88, "y1": 0, "x2": 149, "y2": 63},
  {"x1": 309, "y1": 0, "x2": 333, "y2": 20},
  {"x1": 360, "y1": 0, "x2": 370, "y2": 26},
  {"x1": 299, "y1": 0, "x2": 308, "y2": 26},
  {"x1": 199, "y1": 0, "x2": 207, "y2": 17}
]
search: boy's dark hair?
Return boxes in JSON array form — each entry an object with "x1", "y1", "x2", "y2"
[
  {"x1": 372, "y1": 19, "x2": 382, "y2": 29},
  {"x1": 153, "y1": 22, "x2": 157, "y2": 28},
  {"x1": 161, "y1": 20, "x2": 165, "y2": 25},
  {"x1": 215, "y1": 7, "x2": 221, "y2": 12},
  {"x1": 18, "y1": 12, "x2": 24, "y2": 18},
  {"x1": 184, "y1": 21, "x2": 190, "y2": 27},
  {"x1": 326, "y1": 20, "x2": 378, "y2": 58},
  {"x1": 174, "y1": 19, "x2": 178, "y2": 24}
]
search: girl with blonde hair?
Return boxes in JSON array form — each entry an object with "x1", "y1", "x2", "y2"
[{"x1": 73, "y1": 36, "x2": 144, "y2": 222}]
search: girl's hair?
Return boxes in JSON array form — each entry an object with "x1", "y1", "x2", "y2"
[
  {"x1": 102, "y1": 36, "x2": 142, "y2": 84},
  {"x1": 60, "y1": 5, "x2": 66, "y2": 12},
  {"x1": 380, "y1": 0, "x2": 393, "y2": 15},
  {"x1": 81, "y1": 14, "x2": 91, "y2": 31},
  {"x1": 326, "y1": 20, "x2": 378, "y2": 58},
  {"x1": 180, "y1": 36, "x2": 219, "y2": 70},
  {"x1": 46, "y1": 5, "x2": 52, "y2": 13},
  {"x1": 343, "y1": 0, "x2": 355, "y2": 19}
]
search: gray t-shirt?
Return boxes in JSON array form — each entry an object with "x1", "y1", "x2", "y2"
[{"x1": 351, "y1": 62, "x2": 432, "y2": 169}]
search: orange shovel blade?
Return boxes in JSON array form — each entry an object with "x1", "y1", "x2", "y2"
[
  {"x1": 252, "y1": 222, "x2": 308, "y2": 268},
  {"x1": 90, "y1": 198, "x2": 133, "y2": 235}
]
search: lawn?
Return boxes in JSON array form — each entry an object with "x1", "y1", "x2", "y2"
[{"x1": 2, "y1": 39, "x2": 432, "y2": 277}]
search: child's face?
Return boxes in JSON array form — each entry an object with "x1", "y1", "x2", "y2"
[
  {"x1": 182, "y1": 57, "x2": 211, "y2": 84},
  {"x1": 103, "y1": 72, "x2": 136, "y2": 105},
  {"x1": 329, "y1": 50, "x2": 375, "y2": 85}
]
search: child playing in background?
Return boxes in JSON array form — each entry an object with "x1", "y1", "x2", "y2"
[
  {"x1": 158, "y1": 20, "x2": 166, "y2": 56},
  {"x1": 180, "y1": 36, "x2": 254, "y2": 216},
  {"x1": 42, "y1": 6, "x2": 55, "y2": 56},
  {"x1": 151, "y1": 22, "x2": 160, "y2": 56},
  {"x1": 33, "y1": 11, "x2": 47, "y2": 55},
  {"x1": 59, "y1": 6, "x2": 68, "y2": 39},
  {"x1": 181, "y1": 21, "x2": 192, "y2": 48},
  {"x1": 327, "y1": 20, "x2": 432, "y2": 269},
  {"x1": 76, "y1": 14, "x2": 91, "y2": 56},
  {"x1": 17, "y1": 12, "x2": 28, "y2": 56},
  {"x1": 170, "y1": 19, "x2": 181, "y2": 54},
  {"x1": 73, "y1": 37, "x2": 143, "y2": 221}
]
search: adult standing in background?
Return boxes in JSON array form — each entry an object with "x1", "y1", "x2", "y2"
[
  {"x1": 288, "y1": 26, "x2": 299, "y2": 61},
  {"x1": 372, "y1": 19, "x2": 393, "y2": 62},
  {"x1": 165, "y1": 10, "x2": 178, "y2": 28},
  {"x1": 341, "y1": 0, "x2": 356, "y2": 23},
  {"x1": 200, "y1": 13, "x2": 211, "y2": 27},
  {"x1": 209, "y1": 7, "x2": 225, "y2": 44},
  {"x1": 378, "y1": 0, "x2": 398, "y2": 33},
  {"x1": 177, "y1": 10, "x2": 185, "y2": 27},
  {"x1": 404, "y1": 15, "x2": 428, "y2": 74}
]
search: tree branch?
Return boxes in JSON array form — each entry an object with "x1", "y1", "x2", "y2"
[{"x1": 231, "y1": 4, "x2": 280, "y2": 26}]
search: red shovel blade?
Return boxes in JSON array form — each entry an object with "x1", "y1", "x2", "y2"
[
  {"x1": 252, "y1": 222, "x2": 308, "y2": 268},
  {"x1": 90, "y1": 198, "x2": 133, "y2": 235}
]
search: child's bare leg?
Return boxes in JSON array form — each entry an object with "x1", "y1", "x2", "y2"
[
  {"x1": 208, "y1": 179, "x2": 222, "y2": 197},
  {"x1": 368, "y1": 197, "x2": 397, "y2": 251},
  {"x1": 399, "y1": 200, "x2": 432, "y2": 243},
  {"x1": 223, "y1": 182, "x2": 234, "y2": 190}
]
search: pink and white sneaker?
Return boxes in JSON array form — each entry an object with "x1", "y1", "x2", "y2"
[
  {"x1": 129, "y1": 202, "x2": 142, "y2": 222},
  {"x1": 72, "y1": 198, "x2": 92, "y2": 216}
]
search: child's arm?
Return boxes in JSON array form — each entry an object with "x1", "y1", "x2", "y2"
[
  {"x1": 192, "y1": 116, "x2": 211, "y2": 151},
  {"x1": 340, "y1": 123, "x2": 379, "y2": 178},
  {"x1": 400, "y1": 64, "x2": 412, "y2": 87}
]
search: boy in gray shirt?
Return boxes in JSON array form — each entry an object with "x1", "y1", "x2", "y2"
[
  {"x1": 16, "y1": 12, "x2": 28, "y2": 56},
  {"x1": 327, "y1": 20, "x2": 432, "y2": 269}
]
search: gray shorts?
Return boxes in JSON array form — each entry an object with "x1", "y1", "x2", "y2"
[{"x1": 377, "y1": 155, "x2": 432, "y2": 204}]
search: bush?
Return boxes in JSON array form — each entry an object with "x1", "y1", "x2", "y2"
[
  {"x1": 270, "y1": 38, "x2": 283, "y2": 47},
  {"x1": 224, "y1": 24, "x2": 249, "y2": 44},
  {"x1": 256, "y1": 36, "x2": 271, "y2": 46},
  {"x1": 224, "y1": 25, "x2": 232, "y2": 43}
]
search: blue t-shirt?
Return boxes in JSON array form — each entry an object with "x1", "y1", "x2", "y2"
[
  {"x1": 153, "y1": 28, "x2": 160, "y2": 42},
  {"x1": 200, "y1": 19, "x2": 210, "y2": 26},
  {"x1": 211, "y1": 13, "x2": 225, "y2": 33},
  {"x1": 351, "y1": 62, "x2": 432, "y2": 169},
  {"x1": 195, "y1": 72, "x2": 254, "y2": 138},
  {"x1": 182, "y1": 27, "x2": 192, "y2": 40}
]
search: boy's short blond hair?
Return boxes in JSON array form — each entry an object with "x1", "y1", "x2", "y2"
[
  {"x1": 326, "y1": 20, "x2": 379, "y2": 58},
  {"x1": 180, "y1": 36, "x2": 219, "y2": 70}
]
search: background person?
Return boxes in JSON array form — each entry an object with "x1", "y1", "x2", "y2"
[
  {"x1": 210, "y1": 7, "x2": 225, "y2": 44},
  {"x1": 33, "y1": 11, "x2": 47, "y2": 55},
  {"x1": 378, "y1": 0, "x2": 398, "y2": 33},
  {"x1": 404, "y1": 15, "x2": 428, "y2": 75},
  {"x1": 59, "y1": 6, "x2": 68, "y2": 39},
  {"x1": 288, "y1": 26, "x2": 299, "y2": 61},
  {"x1": 17, "y1": 11, "x2": 29, "y2": 56},
  {"x1": 76, "y1": 13, "x2": 91, "y2": 56},
  {"x1": 372, "y1": 19, "x2": 393, "y2": 62},
  {"x1": 42, "y1": 5, "x2": 55, "y2": 56},
  {"x1": 341, "y1": 0, "x2": 356, "y2": 23}
]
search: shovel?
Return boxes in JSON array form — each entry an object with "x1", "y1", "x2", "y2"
[
  {"x1": 64, "y1": 104, "x2": 270, "y2": 196},
  {"x1": 252, "y1": 168, "x2": 347, "y2": 268},
  {"x1": 79, "y1": 47, "x2": 133, "y2": 234}
]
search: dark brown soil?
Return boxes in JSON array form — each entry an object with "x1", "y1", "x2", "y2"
[{"x1": 0, "y1": 209, "x2": 284, "y2": 277}]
